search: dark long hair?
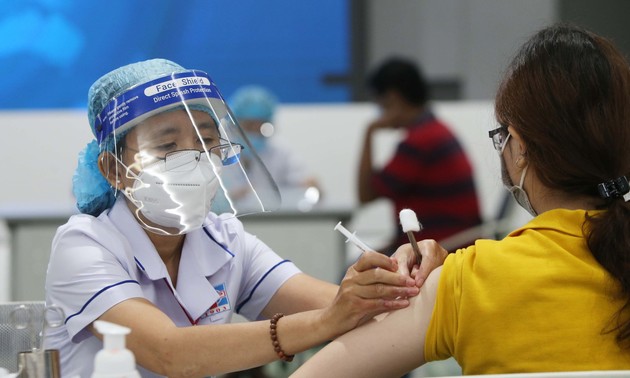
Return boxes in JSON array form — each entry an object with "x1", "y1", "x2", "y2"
[{"x1": 495, "y1": 24, "x2": 630, "y2": 346}]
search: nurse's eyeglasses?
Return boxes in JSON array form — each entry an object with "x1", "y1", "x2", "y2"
[
  {"x1": 123, "y1": 140, "x2": 244, "y2": 170},
  {"x1": 160, "y1": 143, "x2": 244, "y2": 171},
  {"x1": 488, "y1": 125, "x2": 509, "y2": 152}
]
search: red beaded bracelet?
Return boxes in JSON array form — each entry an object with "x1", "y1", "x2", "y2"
[{"x1": 269, "y1": 313, "x2": 294, "y2": 362}]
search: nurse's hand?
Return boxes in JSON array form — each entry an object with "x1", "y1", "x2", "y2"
[
  {"x1": 392, "y1": 240, "x2": 448, "y2": 287},
  {"x1": 325, "y1": 250, "x2": 419, "y2": 335}
]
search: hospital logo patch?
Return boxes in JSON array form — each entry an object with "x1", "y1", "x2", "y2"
[{"x1": 201, "y1": 283, "x2": 231, "y2": 318}]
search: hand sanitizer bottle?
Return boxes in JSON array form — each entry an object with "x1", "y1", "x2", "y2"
[{"x1": 91, "y1": 320, "x2": 141, "y2": 378}]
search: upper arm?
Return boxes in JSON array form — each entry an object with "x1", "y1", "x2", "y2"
[
  {"x1": 291, "y1": 266, "x2": 442, "y2": 378},
  {"x1": 47, "y1": 223, "x2": 145, "y2": 341}
]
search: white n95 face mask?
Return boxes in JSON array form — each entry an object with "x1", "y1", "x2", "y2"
[
  {"x1": 498, "y1": 132, "x2": 537, "y2": 217},
  {"x1": 122, "y1": 151, "x2": 223, "y2": 234}
]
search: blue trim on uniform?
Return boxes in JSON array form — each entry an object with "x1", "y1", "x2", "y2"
[
  {"x1": 235, "y1": 260, "x2": 291, "y2": 314},
  {"x1": 203, "y1": 226, "x2": 235, "y2": 257},
  {"x1": 64, "y1": 280, "x2": 140, "y2": 324},
  {"x1": 134, "y1": 257, "x2": 146, "y2": 271}
]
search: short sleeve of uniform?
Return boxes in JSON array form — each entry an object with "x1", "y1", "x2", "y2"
[
  {"x1": 46, "y1": 216, "x2": 144, "y2": 342},
  {"x1": 235, "y1": 232, "x2": 301, "y2": 320},
  {"x1": 424, "y1": 247, "x2": 469, "y2": 361}
]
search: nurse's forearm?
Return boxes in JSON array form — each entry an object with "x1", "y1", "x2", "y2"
[
  {"x1": 139, "y1": 309, "x2": 336, "y2": 377},
  {"x1": 96, "y1": 298, "x2": 341, "y2": 377},
  {"x1": 261, "y1": 273, "x2": 339, "y2": 317},
  {"x1": 98, "y1": 259, "x2": 415, "y2": 376}
]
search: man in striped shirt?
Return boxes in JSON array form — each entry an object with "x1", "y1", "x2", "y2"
[{"x1": 358, "y1": 58, "x2": 482, "y2": 255}]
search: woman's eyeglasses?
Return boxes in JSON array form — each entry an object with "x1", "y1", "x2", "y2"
[{"x1": 488, "y1": 125, "x2": 509, "y2": 152}]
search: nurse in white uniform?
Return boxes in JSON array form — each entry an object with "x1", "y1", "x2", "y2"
[
  {"x1": 44, "y1": 59, "x2": 442, "y2": 377},
  {"x1": 228, "y1": 85, "x2": 320, "y2": 192}
]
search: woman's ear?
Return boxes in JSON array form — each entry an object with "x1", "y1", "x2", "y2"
[
  {"x1": 507, "y1": 126, "x2": 527, "y2": 156},
  {"x1": 97, "y1": 151, "x2": 122, "y2": 190}
]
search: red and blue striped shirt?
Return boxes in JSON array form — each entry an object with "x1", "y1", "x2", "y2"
[{"x1": 371, "y1": 111, "x2": 482, "y2": 253}]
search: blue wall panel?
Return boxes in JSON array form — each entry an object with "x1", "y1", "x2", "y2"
[{"x1": 0, "y1": 0, "x2": 349, "y2": 109}]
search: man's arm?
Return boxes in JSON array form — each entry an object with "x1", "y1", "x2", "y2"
[{"x1": 358, "y1": 121, "x2": 381, "y2": 203}]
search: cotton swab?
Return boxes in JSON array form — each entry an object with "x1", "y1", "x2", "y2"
[
  {"x1": 334, "y1": 221, "x2": 372, "y2": 252},
  {"x1": 399, "y1": 209, "x2": 423, "y2": 264}
]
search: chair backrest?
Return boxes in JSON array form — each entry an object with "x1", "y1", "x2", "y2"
[{"x1": 0, "y1": 301, "x2": 46, "y2": 372}]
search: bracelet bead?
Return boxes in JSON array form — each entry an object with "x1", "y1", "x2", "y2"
[{"x1": 269, "y1": 313, "x2": 294, "y2": 362}]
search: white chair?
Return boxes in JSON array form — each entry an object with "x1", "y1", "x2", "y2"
[
  {"x1": 0, "y1": 301, "x2": 46, "y2": 372},
  {"x1": 439, "y1": 371, "x2": 630, "y2": 378}
]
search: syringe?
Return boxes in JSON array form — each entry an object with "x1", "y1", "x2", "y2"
[{"x1": 334, "y1": 221, "x2": 372, "y2": 252}]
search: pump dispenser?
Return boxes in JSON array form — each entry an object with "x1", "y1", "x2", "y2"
[{"x1": 91, "y1": 320, "x2": 141, "y2": 378}]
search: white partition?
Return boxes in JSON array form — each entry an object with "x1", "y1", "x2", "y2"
[{"x1": 0, "y1": 102, "x2": 505, "y2": 215}]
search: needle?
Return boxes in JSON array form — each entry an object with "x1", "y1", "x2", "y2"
[{"x1": 399, "y1": 209, "x2": 423, "y2": 264}]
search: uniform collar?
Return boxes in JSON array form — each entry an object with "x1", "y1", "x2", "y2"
[{"x1": 108, "y1": 198, "x2": 235, "y2": 321}]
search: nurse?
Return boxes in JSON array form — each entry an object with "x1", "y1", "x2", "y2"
[{"x1": 44, "y1": 59, "x2": 445, "y2": 377}]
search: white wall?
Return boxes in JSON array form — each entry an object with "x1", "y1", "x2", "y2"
[
  {"x1": 0, "y1": 103, "x2": 501, "y2": 213},
  {"x1": 0, "y1": 110, "x2": 92, "y2": 210},
  {"x1": 0, "y1": 102, "x2": 529, "y2": 249}
]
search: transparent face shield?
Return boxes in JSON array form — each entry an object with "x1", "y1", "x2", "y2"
[{"x1": 95, "y1": 70, "x2": 280, "y2": 235}]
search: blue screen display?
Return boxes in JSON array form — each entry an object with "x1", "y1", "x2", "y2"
[{"x1": 0, "y1": 0, "x2": 349, "y2": 109}]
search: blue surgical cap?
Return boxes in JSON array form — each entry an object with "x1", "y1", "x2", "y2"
[
  {"x1": 229, "y1": 85, "x2": 278, "y2": 122},
  {"x1": 75, "y1": 59, "x2": 190, "y2": 216}
]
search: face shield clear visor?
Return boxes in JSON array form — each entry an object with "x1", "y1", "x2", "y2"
[{"x1": 95, "y1": 70, "x2": 280, "y2": 235}]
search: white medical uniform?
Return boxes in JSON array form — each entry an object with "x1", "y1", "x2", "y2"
[{"x1": 45, "y1": 197, "x2": 301, "y2": 378}]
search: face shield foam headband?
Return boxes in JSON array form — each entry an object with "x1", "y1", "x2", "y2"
[{"x1": 94, "y1": 70, "x2": 223, "y2": 145}]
